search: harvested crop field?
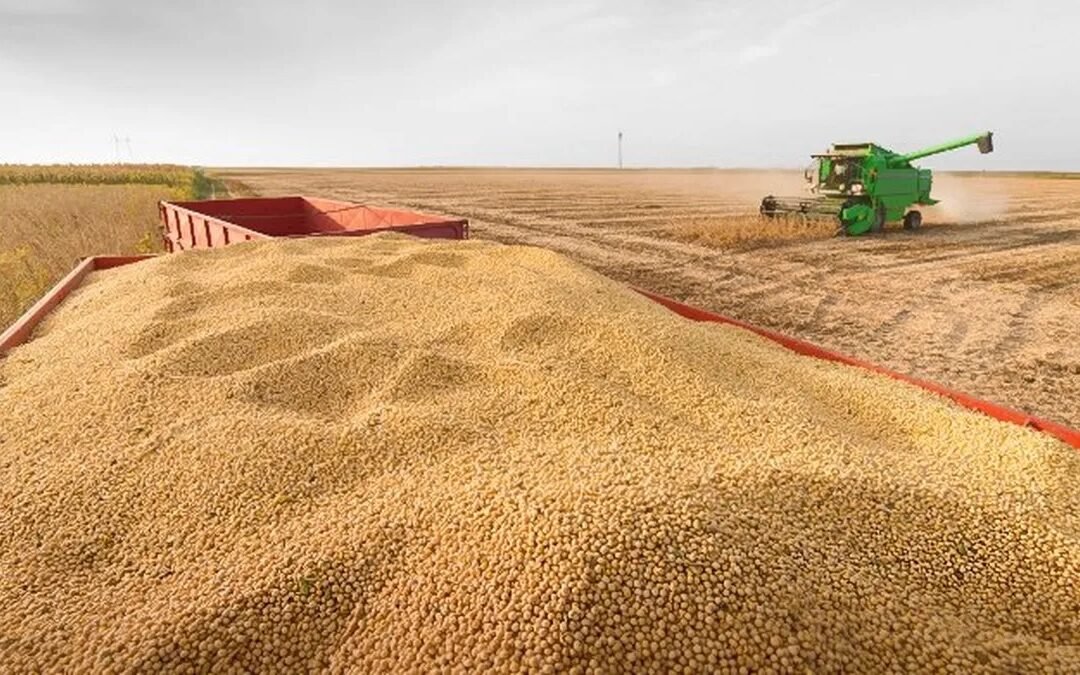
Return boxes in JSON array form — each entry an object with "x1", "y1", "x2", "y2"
[
  {"x1": 1, "y1": 235, "x2": 1077, "y2": 673},
  {"x1": 217, "y1": 168, "x2": 1080, "y2": 427}
]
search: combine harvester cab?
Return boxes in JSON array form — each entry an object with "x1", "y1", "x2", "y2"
[
  {"x1": 158, "y1": 196, "x2": 468, "y2": 251},
  {"x1": 761, "y1": 132, "x2": 994, "y2": 235}
]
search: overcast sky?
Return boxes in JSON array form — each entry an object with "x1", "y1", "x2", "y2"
[{"x1": 1, "y1": 0, "x2": 1077, "y2": 169}]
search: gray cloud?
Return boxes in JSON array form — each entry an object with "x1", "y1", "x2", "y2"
[{"x1": 0, "y1": 0, "x2": 1077, "y2": 169}]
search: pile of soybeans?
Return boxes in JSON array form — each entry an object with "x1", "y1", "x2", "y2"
[{"x1": 0, "y1": 234, "x2": 1077, "y2": 673}]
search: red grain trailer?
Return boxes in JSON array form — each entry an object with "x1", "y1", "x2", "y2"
[{"x1": 158, "y1": 196, "x2": 468, "y2": 252}]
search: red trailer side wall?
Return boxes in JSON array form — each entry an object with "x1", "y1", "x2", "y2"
[{"x1": 160, "y1": 196, "x2": 468, "y2": 249}]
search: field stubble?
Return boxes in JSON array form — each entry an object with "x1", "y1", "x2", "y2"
[{"x1": 217, "y1": 168, "x2": 1080, "y2": 426}]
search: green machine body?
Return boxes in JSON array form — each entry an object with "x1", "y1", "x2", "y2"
[{"x1": 761, "y1": 132, "x2": 994, "y2": 235}]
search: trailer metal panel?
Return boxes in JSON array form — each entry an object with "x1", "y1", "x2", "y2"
[{"x1": 159, "y1": 196, "x2": 468, "y2": 252}]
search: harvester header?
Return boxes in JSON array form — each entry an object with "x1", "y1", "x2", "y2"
[{"x1": 760, "y1": 131, "x2": 994, "y2": 235}]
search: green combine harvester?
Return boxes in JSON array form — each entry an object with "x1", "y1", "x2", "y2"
[{"x1": 760, "y1": 132, "x2": 994, "y2": 235}]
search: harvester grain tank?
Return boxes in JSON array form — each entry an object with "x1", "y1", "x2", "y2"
[{"x1": 760, "y1": 132, "x2": 994, "y2": 235}]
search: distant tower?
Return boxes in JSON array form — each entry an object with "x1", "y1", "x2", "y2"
[{"x1": 618, "y1": 131, "x2": 623, "y2": 169}]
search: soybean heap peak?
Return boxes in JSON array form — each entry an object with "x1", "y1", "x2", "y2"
[{"x1": 0, "y1": 234, "x2": 1076, "y2": 673}]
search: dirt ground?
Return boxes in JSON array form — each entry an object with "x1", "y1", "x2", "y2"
[{"x1": 216, "y1": 168, "x2": 1080, "y2": 427}]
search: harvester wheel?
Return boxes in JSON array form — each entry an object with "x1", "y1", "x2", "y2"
[
  {"x1": 903, "y1": 210, "x2": 922, "y2": 230},
  {"x1": 870, "y1": 203, "x2": 887, "y2": 234}
]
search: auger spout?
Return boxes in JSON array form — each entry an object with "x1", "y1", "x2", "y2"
[{"x1": 893, "y1": 132, "x2": 994, "y2": 165}]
